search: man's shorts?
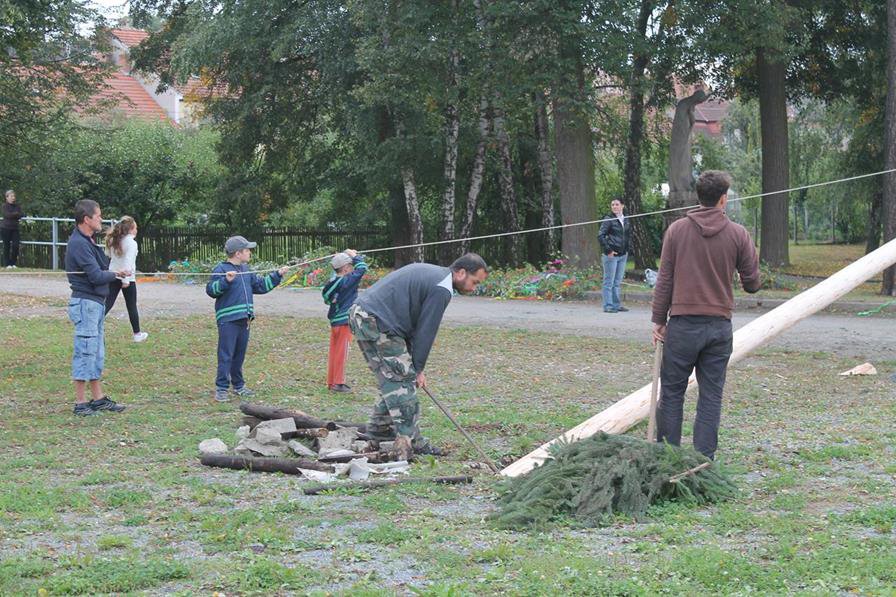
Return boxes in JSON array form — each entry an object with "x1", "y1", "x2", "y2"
[{"x1": 68, "y1": 298, "x2": 105, "y2": 381}]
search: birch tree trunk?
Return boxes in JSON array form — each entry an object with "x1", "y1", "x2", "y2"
[
  {"x1": 534, "y1": 91, "x2": 556, "y2": 253},
  {"x1": 493, "y1": 101, "x2": 523, "y2": 264},
  {"x1": 401, "y1": 166, "x2": 424, "y2": 263},
  {"x1": 460, "y1": 97, "x2": 490, "y2": 254},
  {"x1": 758, "y1": 47, "x2": 791, "y2": 267},
  {"x1": 439, "y1": 46, "x2": 461, "y2": 265},
  {"x1": 882, "y1": 0, "x2": 896, "y2": 295},
  {"x1": 666, "y1": 89, "x2": 707, "y2": 230}
]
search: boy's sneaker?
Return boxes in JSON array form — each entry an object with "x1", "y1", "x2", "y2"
[
  {"x1": 233, "y1": 386, "x2": 255, "y2": 398},
  {"x1": 214, "y1": 389, "x2": 231, "y2": 402},
  {"x1": 616, "y1": 306, "x2": 630, "y2": 312},
  {"x1": 73, "y1": 403, "x2": 98, "y2": 416},
  {"x1": 88, "y1": 396, "x2": 126, "y2": 412},
  {"x1": 329, "y1": 384, "x2": 352, "y2": 393},
  {"x1": 133, "y1": 332, "x2": 149, "y2": 343}
]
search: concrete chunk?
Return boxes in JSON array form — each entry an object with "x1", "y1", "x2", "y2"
[
  {"x1": 288, "y1": 440, "x2": 317, "y2": 458},
  {"x1": 255, "y1": 427, "x2": 285, "y2": 446},
  {"x1": 199, "y1": 438, "x2": 228, "y2": 455},
  {"x1": 254, "y1": 417, "x2": 297, "y2": 435},
  {"x1": 317, "y1": 427, "x2": 360, "y2": 457}
]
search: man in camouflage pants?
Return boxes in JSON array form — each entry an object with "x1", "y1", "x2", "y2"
[{"x1": 349, "y1": 253, "x2": 488, "y2": 455}]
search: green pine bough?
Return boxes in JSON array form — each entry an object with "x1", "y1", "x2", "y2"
[{"x1": 492, "y1": 432, "x2": 737, "y2": 529}]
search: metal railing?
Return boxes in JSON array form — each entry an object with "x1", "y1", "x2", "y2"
[{"x1": 17, "y1": 217, "x2": 115, "y2": 270}]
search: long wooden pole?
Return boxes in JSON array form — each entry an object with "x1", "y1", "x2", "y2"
[{"x1": 501, "y1": 237, "x2": 896, "y2": 478}]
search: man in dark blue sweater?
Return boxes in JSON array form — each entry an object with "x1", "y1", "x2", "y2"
[
  {"x1": 65, "y1": 200, "x2": 131, "y2": 416},
  {"x1": 348, "y1": 253, "x2": 488, "y2": 455}
]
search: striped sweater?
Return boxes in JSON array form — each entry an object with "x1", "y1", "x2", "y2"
[
  {"x1": 322, "y1": 256, "x2": 367, "y2": 326},
  {"x1": 205, "y1": 261, "x2": 283, "y2": 323}
]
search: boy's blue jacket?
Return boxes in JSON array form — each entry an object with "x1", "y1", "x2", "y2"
[
  {"x1": 206, "y1": 262, "x2": 283, "y2": 323},
  {"x1": 322, "y1": 255, "x2": 367, "y2": 326}
]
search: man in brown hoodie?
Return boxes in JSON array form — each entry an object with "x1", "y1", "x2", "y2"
[{"x1": 651, "y1": 170, "x2": 760, "y2": 459}]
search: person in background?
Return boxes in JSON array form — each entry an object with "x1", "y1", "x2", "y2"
[
  {"x1": 322, "y1": 249, "x2": 368, "y2": 393},
  {"x1": 597, "y1": 197, "x2": 631, "y2": 313},
  {"x1": 66, "y1": 199, "x2": 130, "y2": 416},
  {"x1": 1, "y1": 189, "x2": 23, "y2": 268},
  {"x1": 104, "y1": 216, "x2": 148, "y2": 342}
]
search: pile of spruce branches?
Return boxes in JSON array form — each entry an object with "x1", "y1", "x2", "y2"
[{"x1": 493, "y1": 432, "x2": 737, "y2": 529}]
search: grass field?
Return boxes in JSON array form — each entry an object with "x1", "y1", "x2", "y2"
[{"x1": 1, "y1": 296, "x2": 895, "y2": 594}]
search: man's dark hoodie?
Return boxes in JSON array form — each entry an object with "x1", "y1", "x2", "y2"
[{"x1": 652, "y1": 206, "x2": 760, "y2": 325}]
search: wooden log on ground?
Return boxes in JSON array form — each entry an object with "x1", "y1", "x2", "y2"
[
  {"x1": 241, "y1": 416, "x2": 263, "y2": 430},
  {"x1": 239, "y1": 401, "x2": 366, "y2": 432},
  {"x1": 302, "y1": 475, "x2": 473, "y2": 495},
  {"x1": 200, "y1": 453, "x2": 333, "y2": 474},
  {"x1": 502, "y1": 237, "x2": 896, "y2": 478}
]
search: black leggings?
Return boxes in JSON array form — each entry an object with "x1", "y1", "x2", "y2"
[
  {"x1": 0, "y1": 228, "x2": 20, "y2": 267},
  {"x1": 105, "y1": 280, "x2": 141, "y2": 333}
]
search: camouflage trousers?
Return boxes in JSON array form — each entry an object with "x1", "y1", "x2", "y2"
[{"x1": 348, "y1": 304, "x2": 420, "y2": 442}]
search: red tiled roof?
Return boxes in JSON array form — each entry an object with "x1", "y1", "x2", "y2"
[
  {"x1": 693, "y1": 99, "x2": 729, "y2": 123},
  {"x1": 110, "y1": 28, "x2": 150, "y2": 47},
  {"x1": 87, "y1": 72, "x2": 170, "y2": 122}
]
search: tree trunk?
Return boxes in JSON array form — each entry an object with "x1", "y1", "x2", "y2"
[
  {"x1": 492, "y1": 101, "x2": 523, "y2": 264},
  {"x1": 882, "y1": 0, "x2": 896, "y2": 294},
  {"x1": 439, "y1": 46, "x2": 461, "y2": 266},
  {"x1": 623, "y1": 1, "x2": 657, "y2": 271},
  {"x1": 553, "y1": 47, "x2": 599, "y2": 268},
  {"x1": 460, "y1": 97, "x2": 490, "y2": 254},
  {"x1": 757, "y1": 47, "x2": 790, "y2": 267},
  {"x1": 866, "y1": 187, "x2": 883, "y2": 254},
  {"x1": 666, "y1": 89, "x2": 707, "y2": 230},
  {"x1": 401, "y1": 166, "x2": 424, "y2": 263},
  {"x1": 534, "y1": 91, "x2": 556, "y2": 254}
]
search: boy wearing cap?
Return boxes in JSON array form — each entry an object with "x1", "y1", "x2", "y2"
[
  {"x1": 206, "y1": 235, "x2": 289, "y2": 402},
  {"x1": 321, "y1": 249, "x2": 368, "y2": 393}
]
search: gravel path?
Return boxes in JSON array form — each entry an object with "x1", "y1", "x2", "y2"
[{"x1": 1, "y1": 273, "x2": 893, "y2": 362}]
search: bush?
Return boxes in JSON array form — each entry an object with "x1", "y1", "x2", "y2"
[{"x1": 475, "y1": 257, "x2": 604, "y2": 300}]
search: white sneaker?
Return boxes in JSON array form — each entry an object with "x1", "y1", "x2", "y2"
[
  {"x1": 4, "y1": 265, "x2": 13, "y2": 269},
  {"x1": 133, "y1": 332, "x2": 149, "y2": 343}
]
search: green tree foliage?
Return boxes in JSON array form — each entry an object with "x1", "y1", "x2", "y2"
[
  {"x1": 13, "y1": 119, "x2": 221, "y2": 225},
  {"x1": 0, "y1": 0, "x2": 111, "y2": 182}
]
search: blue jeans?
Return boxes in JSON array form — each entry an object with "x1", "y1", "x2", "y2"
[
  {"x1": 216, "y1": 319, "x2": 250, "y2": 391},
  {"x1": 601, "y1": 253, "x2": 627, "y2": 310},
  {"x1": 68, "y1": 298, "x2": 105, "y2": 381}
]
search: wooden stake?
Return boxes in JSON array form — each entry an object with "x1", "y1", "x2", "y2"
[
  {"x1": 668, "y1": 461, "x2": 711, "y2": 483},
  {"x1": 647, "y1": 341, "x2": 663, "y2": 442},
  {"x1": 502, "y1": 237, "x2": 896, "y2": 478}
]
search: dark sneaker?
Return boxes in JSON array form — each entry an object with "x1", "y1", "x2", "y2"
[
  {"x1": 233, "y1": 386, "x2": 255, "y2": 398},
  {"x1": 413, "y1": 438, "x2": 445, "y2": 457},
  {"x1": 73, "y1": 403, "x2": 98, "y2": 416},
  {"x1": 214, "y1": 389, "x2": 231, "y2": 402},
  {"x1": 617, "y1": 306, "x2": 629, "y2": 312},
  {"x1": 89, "y1": 396, "x2": 126, "y2": 412},
  {"x1": 329, "y1": 384, "x2": 352, "y2": 393},
  {"x1": 603, "y1": 308, "x2": 618, "y2": 313}
]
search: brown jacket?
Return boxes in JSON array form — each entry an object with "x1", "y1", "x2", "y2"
[{"x1": 651, "y1": 207, "x2": 760, "y2": 325}]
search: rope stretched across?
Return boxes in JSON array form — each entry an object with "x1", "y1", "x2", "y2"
[{"x1": 2, "y1": 168, "x2": 894, "y2": 278}]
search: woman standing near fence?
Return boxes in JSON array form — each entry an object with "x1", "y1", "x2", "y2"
[
  {"x1": 105, "y1": 216, "x2": 148, "y2": 342},
  {"x1": 2, "y1": 189, "x2": 23, "y2": 268}
]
